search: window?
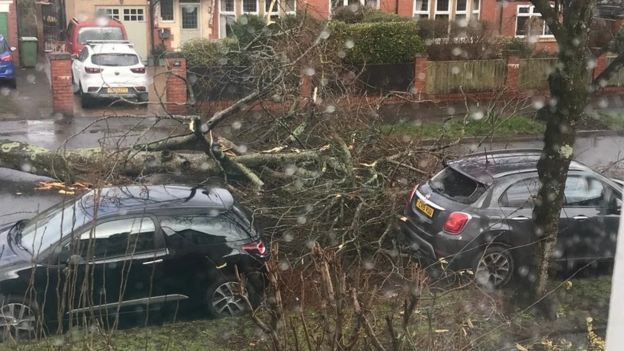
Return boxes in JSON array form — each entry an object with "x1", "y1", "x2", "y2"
[
  {"x1": 76, "y1": 218, "x2": 156, "y2": 260},
  {"x1": 499, "y1": 178, "x2": 540, "y2": 208},
  {"x1": 414, "y1": 0, "x2": 429, "y2": 19},
  {"x1": 429, "y1": 167, "x2": 487, "y2": 204},
  {"x1": 91, "y1": 54, "x2": 140, "y2": 67},
  {"x1": 77, "y1": 27, "x2": 124, "y2": 44},
  {"x1": 471, "y1": 0, "x2": 479, "y2": 19},
  {"x1": 160, "y1": 0, "x2": 174, "y2": 21},
  {"x1": 285, "y1": 0, "x2": 296, "y2": 13},
  {"x1": 97, "y1": 8, "x2": 120, "y2": 20},
  {"x1": 332, "y1": 0, "x2": 378, "y2": 12},
  {"x1": 243, "y1": 0, "x2": 259, "y2": 13},
  {"x1": 220, "y1": 0, "x2": 236, "y2": 38},
  {"x1": 564, "y1": 176, "x2": 606, "y2": 207},
  {"x1": 515, "y1": 5, "x2": 554, "y2": 38},
  {"x1": 455, "y1": 0, "x2": 467, "y2": 21},
  {"x1": 160, "y1": 215, "x2": 252, "y2": 247},
  {"x1": 181, "y1": 5, "x2": 200, "y2": 29},
  {"x1": 123, "y1": 8, "x2": 144, "y2": 22},
  {"x1": 435, "y1": 0, "x2": 449, "y2": 20}
]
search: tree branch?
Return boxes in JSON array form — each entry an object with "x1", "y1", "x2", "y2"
[{"x1": 530, "y1": 0, "x2": 562, "y2": 39}]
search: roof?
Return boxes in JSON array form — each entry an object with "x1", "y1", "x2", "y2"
[
  {"x1": 87, "y1": 42, "x2": 137, "y2": 55},
  {"x1": 447, "y1": 149, "x2": 587, "y2": 186},
  {"x1": 79, "y1": 185, "x2": 235, "y2": 218}
]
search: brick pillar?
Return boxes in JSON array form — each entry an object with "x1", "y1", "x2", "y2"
[
  {"x1": 593, "y1": 53, "x2": 608, "y2": 81},
  {"x1": 49, "y1": 53, "x2": 73, "y2": 117},
  {"x1": 414, "y1": 55, "x2": 428, "y2": 94},
  {"x1": 505, "y1": 55, "x2": 520, "y2": 92},
  {"x1": 165, "y1": 56, "x2": 188, "y2": 115}
]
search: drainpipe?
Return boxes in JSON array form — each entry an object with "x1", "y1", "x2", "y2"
[
  {"x1": 148, "y1": 0, "x2": 158, "y2": 59},
  {"x1": 498, "y1": 0, "x2": 503, "y2": 35},
  {"x1": 395, "y1": 0, "x2": 399, "y2": 15}
]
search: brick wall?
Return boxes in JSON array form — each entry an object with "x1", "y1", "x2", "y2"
[
  {"x1": 49, "y1": 53, "x2": 74, "y2": 117},
  {"x1": 8, "y1": 0, "x2": 18, "y2": 66},
  {"x1": 165, "y1": 56, "x2": 188, "y2": 115}
]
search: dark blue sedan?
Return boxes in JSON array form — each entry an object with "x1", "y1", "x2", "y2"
[{"x1": 0, "y1": 35, "x2": 16, "y2": 89}]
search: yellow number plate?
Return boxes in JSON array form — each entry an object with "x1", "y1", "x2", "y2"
[
  {"x1": 416, "y1": 199, "x2": 434, "y2": 218},
  {"x1": 108, "y1": 87, "x2": 129, "y2": 94}
]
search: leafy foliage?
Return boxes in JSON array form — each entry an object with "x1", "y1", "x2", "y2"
[
  {"x1": 332, "y1": 5, "x2": 409, "y2": 23},
  {"x1": 329, "y1": 21, "x2": 424, "y2": 64}
]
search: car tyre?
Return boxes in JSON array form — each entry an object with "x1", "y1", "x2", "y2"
[
  {"x1": 473, "y1": 244, "x2": 515, "y2": 288},
  {"x1": 205, "y1": 275, "x2": 259, "y2": 318},
  {"x1": 0, "y1": 295, "x2": 39, "y2": 342},
  {"x1": 80, "y1": 92, "x2": 93, "y2": 109}
]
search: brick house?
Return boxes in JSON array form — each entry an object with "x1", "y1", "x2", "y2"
[{"x1": 0, "y1": 0, "x2": 19, "y2": 65}]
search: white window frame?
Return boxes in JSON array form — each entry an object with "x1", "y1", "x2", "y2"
[
  {"x1": 242, "y1": 0, "x2": 260, "y2": 14},
  {"x1": 219, "y1": 0, "x2": 236, "y2": 39},
  {"x1": 159, "y1": 0, "x2": 175, "y2": 22},
  {"x1": 331, "y1": 0, "x2": 380, "y2": 12},
  {"x1": 515, "y1": 4, "x2": 554, "y2": 39},
  {"x1": 413, "y1": 0, "x2": 429, "y2": 19},
  {"x1": 455, "y1": 0, "x2": 467, "y2": 21},
  {"x1": 434, "y1": 0, "x2": 450, "y2": 20},
  {"x1": 470, "y1": 0, "x2": 479, "y2": 19}
]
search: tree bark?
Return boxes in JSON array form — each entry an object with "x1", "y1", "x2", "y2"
[
  {"x1": 529, "y1": 0, "x2": 596, "y2": 306},
  {"x1": 0, "y1": 140, "x2": 323, "y2": 182}
]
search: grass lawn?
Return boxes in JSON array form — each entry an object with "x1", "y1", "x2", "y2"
[
  {"x1": 3, "y1": 274, "x2": 611, "y2": 351},
  {"x1": 381, "y1": 115, "x2": 546, "y2": 139}
]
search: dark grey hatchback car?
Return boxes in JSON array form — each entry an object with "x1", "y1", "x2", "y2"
[
  {"x1": 0, "y1": 185, "x2": 267, "y2": 338},
  {"x1": 401, "y1": 149, "x2": 622, "y2": 288}
]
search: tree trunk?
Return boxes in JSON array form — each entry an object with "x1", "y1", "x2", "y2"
[{"x1": 530, "y1": 1, "x2": 595, "y2": 305}]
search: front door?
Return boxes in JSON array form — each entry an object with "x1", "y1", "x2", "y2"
[{"x1": 180, "y1": 2, "x2": 202, "y2": 42}]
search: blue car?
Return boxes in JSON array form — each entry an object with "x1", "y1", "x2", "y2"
[{"x1": 0, "y1": 35, "x2": 16, "y2": 89}]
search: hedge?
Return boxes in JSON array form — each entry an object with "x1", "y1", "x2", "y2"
[{"x1": 329, "y1": 21, "x2": 424, "y2": 65}]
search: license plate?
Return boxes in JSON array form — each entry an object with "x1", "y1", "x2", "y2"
[
  {"x1": 416, "y1": 199, "x2": 434, "y2": 218},
  {"x1": 107, "y1": 87, "x2": 129, "y2": 94}
]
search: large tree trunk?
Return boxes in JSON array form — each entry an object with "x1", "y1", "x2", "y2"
[{"x1": 530, "y1": 1, "x2": 595, "y2": 305}]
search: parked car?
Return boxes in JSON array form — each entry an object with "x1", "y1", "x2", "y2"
[
  {"x1": 71, "y1": 40, "x2": 148, "y2": 108},
  {"x1": 0, "y1": 185, "x2": 267, "y2": 338},
  {"x1": 65, "y1": 17, "x2": 127, "y2": 57},
  {"x1": 401, "y1": 149, "x2": 621, "y2": 288},
  {"x1": 0, "y1": 35, "x2": 16, "y2": 89}
]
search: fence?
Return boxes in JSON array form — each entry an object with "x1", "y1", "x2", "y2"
[
  {"x1": 425, "y1": 59, "x2": 506, "y2": 94},
  {"x1": 519, "y1": 57, "x2": 557, "y2": 90}
]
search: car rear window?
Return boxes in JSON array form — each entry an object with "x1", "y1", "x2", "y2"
[
  {"x1": 78, "y1": 27, "x2": 124, "y2": 44},
  {"x1": 429, "y1": 167, "x2": 487, "y2": 204},
  {"x1": 91, "y1": 54, "x2": 139, "y2": 66}
]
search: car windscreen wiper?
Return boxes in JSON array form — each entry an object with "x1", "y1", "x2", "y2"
[{"x1": 6, "y1": 219, "x2": 26, "y2": 252}]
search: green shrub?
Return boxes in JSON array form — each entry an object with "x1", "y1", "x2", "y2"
[
  {"x1": 181, "y1": 38, "x2": 238, "y2": 69},
  {"x1": 330, "y1": 21, "x2": 424, "y2": 64},
  {"x1": 230, "y1": 15, "x2": 270, "y2": 47},
  {"x1": 499, "y1": 37, "x2": 534, "y2": 58}
]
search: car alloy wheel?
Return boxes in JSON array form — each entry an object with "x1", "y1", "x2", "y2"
[
  {"x1": 210, "y1": 282, "x2": 249, "y2": 316},
  {"x1": 0, "y1": 303, "x2": 36, "y2": 340},
  {"x1": 475, "y1": 250, "x2": 512, "y2": 287}
]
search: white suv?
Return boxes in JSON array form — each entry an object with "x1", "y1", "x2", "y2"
[{"x1": 71, "y1": 40, "x2": 148, "y2": 108}]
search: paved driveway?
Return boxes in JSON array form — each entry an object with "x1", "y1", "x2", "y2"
[{"x1": 0, "y1": 64, "x2": 53, "y2": 120}]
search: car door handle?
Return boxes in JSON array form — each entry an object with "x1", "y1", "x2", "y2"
[
  {"x1": 573, "y1": 215, "x2": 589, "y2": 221},
  {"x1": 142, "y1": 259, "x2": 163, "y2": 265},
  {"x1": 511, "y1": 216, "x2": 530, "y2": 221}
]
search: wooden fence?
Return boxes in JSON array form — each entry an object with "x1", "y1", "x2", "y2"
[
  {"x1": 519, "y1": 57, "x2": 558, "y2": 90},
  {"x1": 425, "y1": 59, "x2": 506, "y2": 94}
]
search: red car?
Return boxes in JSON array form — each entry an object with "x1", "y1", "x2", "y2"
[{"x1": 65, "y1": 17, "x2": 128, "y2": 57}]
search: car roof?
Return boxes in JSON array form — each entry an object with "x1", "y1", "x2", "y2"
[
  {"x1": 447, "y1": 149, "x2": 588, "y2": 186},
  {"x1": 78, "y1": 185, "x2": 235, "y2": 218},
  {"x1": 87, "y1": 43, "x2": 138, "y2": 55}
]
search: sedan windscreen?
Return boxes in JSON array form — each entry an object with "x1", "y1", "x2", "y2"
[
  {"x1": 91, "y1": 54, "x2": 139, "y2": 67},
  {"x1": 78, "y1": 27, "x2": 124, "y2": 44},
  {"x1": 429, "y1": 167, "x2": 487, "y2": 204}
]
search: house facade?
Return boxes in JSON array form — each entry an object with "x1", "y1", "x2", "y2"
[
  {"x1": 0, "y1": 0, "x2": 18, "y2": 64},
  {"x1": 62, "y1": 0, "x2": 624, "y2": 58}
]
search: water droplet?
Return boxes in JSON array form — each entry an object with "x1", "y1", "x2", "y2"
[
  {"x1": 344, "y1": 39, "x2": 355, "y2": 49},
  {"x1": 303, "y1": 67, "x2": 315, "y2": 76}
]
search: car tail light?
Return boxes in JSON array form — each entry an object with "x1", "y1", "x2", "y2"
[
  {"x1": 131, "y1": 67, "x2": 145, "y2": 74},
  {"x1": 242, "y1": 240, "x2": 267, "y2": 257},
  {"x1": 0, "y1": 54, "x2": 11, "y2": 62},
  {"x1": 443, "y1": 212, "x2": 471, "y2": 235},
  {"x1": 85, "y1": 67, "x2": 102, "y2": 74}
]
